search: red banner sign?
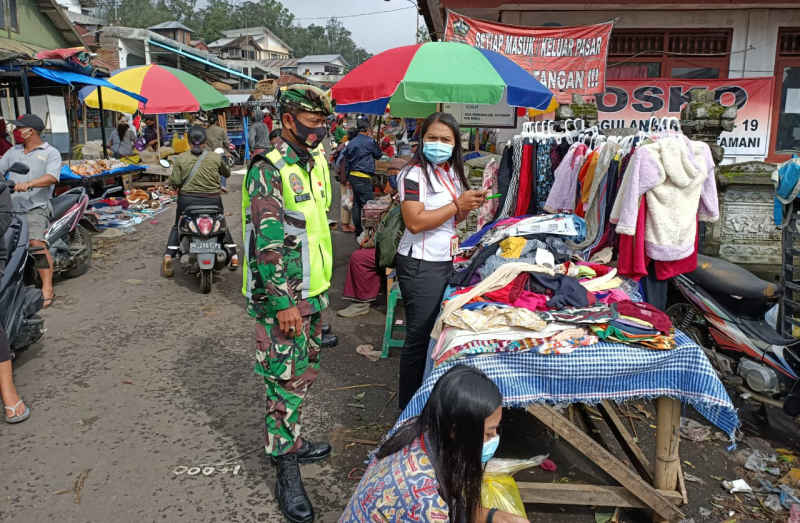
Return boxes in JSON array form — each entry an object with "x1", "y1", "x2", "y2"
[
  {"x1": 444, "y1": 11, "x2": 613, "y2": 99},
  {"x1": 599, "y1": 77, "x2": 775, "y2": 157}
]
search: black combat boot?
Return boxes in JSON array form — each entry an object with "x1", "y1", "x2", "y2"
[
  {"x1": 274, "y1": 453, "x2": 314, "y2": 523},
  {"x1": 272, "y1": 438, "x2": 332, "y2": 465}
]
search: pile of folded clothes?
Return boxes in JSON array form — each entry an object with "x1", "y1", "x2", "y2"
[{"x1": 429, "y1": 217, "x2": 678, "y2": 367}]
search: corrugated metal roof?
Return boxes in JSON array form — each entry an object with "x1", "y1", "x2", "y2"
[
  {"x1": 296, "y1": 54, "x2": 348, "y2": 66},
  {"x1": 208, "y1": 37, "x2": 235, "y2": 48},
  {"x1": 149, "y1": 21, "x2": 193, "y2": 32}
]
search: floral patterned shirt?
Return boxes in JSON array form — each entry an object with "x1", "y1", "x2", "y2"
[{"x1": 340, "y1": 436, "x2": 449, "y2": 522}]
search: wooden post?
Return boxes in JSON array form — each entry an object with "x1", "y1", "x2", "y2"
[{"x1": 653, "y1": 398, "x2": 682, "y2": 523}]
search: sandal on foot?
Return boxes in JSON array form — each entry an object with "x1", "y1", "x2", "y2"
[
  {"x1": 42, "y1": 292, "x2": 55, "y2": 308},
  {"x1": 4, "y1": 400, "x2": 30, "y2": 423}
]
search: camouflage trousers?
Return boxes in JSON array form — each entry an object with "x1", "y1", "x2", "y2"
[{"x1": 254, "y1": 312, "x2": 322, "y2": 457}]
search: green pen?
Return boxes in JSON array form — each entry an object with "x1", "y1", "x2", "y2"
[{"x1": 486, "y1": 193, "x2": 503, "y2": 200}]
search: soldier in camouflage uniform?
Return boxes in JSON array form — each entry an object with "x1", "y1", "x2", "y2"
[{"x1": 242, "y1": 85, "x2": 333, "y2": 523}]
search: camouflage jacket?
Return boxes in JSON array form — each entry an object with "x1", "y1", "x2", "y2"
[{"x1": 242, "y1": 137, "x2": 329, "y2": 320}]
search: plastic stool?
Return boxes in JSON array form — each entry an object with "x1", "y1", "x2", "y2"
[{"x1": 382, "y1": 268, "x2": 405, "y2": 358}]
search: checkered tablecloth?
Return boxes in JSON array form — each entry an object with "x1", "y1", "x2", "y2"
[{"x1": 391, "y1": 330, "x2": 739, "y2": 441}]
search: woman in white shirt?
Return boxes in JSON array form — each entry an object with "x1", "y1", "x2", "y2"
[{"x1": 396, "y1": 112, "x2": 487, "y2": 409}]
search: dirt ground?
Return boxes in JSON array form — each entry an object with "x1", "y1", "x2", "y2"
[{"x1": 1, "y1": 172, "x2": 798, "y2": 523}]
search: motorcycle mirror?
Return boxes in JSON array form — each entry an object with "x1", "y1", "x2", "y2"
[
  {"x1": 159, "y1": 159, "x2": 170, "y2": 168},
  {"x1": 214, "y1": 147, "x2": 225, "y2": 155},
  {"x1": 8, "y1": 162, "x2": 29, "y2": 174}
]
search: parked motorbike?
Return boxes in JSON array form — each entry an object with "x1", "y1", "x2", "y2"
[
  {"x1": 7, "y1": 170, "x2": 93, "y2": 281},
  {"x1": 176, "y1": 203, "x2": 233, "y2": 294},
  {"x1": 0, "y1": 163, "x2": 45, "y2": 356},
  {"x1": 667, "y1": 254, "x2": 800, "y2": 417}
]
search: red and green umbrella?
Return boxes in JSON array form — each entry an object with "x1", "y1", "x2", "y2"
[
  {"x1": 332, "y1": 42, "x2": 555, "y2": 117},
  {"x1": 79, "y1": 64, "x2": 229, "y2": 114}
]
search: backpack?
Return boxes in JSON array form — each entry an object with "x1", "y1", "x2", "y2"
[{"x1": 375, "y1": 199, "x2": 405, "y2": 271}]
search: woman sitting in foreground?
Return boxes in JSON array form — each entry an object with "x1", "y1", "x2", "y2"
[{"x1": 340, "y1": 365, "x2": 529, "y2": 523}]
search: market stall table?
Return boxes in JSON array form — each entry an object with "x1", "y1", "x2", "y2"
[{"x1": 390, "y1": 330, "x2": 738, "y2": 522}]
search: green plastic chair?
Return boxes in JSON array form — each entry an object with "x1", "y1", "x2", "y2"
[{"x1": 382, "y1": 269, "x2": 405, "y2": 358}]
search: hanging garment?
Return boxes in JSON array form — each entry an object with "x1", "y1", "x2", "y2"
[
  {"x1": 478, "y1": 158, "x2": 500, "y2": 229},
  {"x1": 610, "y1": 137, "x2": 718, "y2": 261},
  {"x1": 550, "y1": 139, "x2": 570, "y2": 172},
  {"x1": 491, "y1": 146, "x2": 514, "y2": 222},
  {"x1": 533, "y1": 139, "x2": 553, "y2": 214},
  {"x1": 514, "y1": 142, "x2": 535, "y2": 216},
  {"x1": 545, "y1": 143, "x2": 588, "y2": 214},
  {"x1": 617, "y1": 195, "x2": 649, "y2": 280},
  {"x1": 498, "y1": 137, "x2": 524, "y2": 220}
]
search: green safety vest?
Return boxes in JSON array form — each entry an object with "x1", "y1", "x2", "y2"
[{"x1": 242, "y1": 145, "x2": 332, "y2": 301}]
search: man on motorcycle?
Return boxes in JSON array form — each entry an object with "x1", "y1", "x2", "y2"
[
  {"x1": 241, "y1": 85, "x2": 333, "y2": 523},
  {"x1": 161, "y1": 125, "x2": 238, "y2": 277},
  {"x1": 0, "y1": 114, "x2": 60, "y2": 308}
]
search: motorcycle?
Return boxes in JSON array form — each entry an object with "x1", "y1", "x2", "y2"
[
  {"x1": 223, "y1": 143, "x2": 240, "y2": 168},
  {"x1": 0, "y1": 163, "x2": 45, "y2": 356},
  {"x1": 7, "y1": 168, "x2": 93, "y2": 281},
  {"x1": 667, "y1": 253, "x2": 800, "y2": 417},
  {"x1": 175, "y1": 203, "x2": 234, "y2": 294}
]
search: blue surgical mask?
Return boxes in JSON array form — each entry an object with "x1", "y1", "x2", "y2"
[
  {"x1": 481, "y1": 435, "x2": 500, "y2": 464},
  {"x1": 423, "y1": 141, "x2": 453, "y2": 165}
]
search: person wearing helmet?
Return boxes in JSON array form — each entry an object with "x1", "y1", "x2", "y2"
[
  {"x1": 161, "y1": 125, "x2": 238, "y2": 277},
  {"x1": 241, "y1": 85, "x2": 334, "y2": 523}
]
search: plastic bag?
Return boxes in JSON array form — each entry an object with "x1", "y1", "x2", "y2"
[
  {"x1": 481, "y1": 474, "x2": 526, "y2": 517},
  {"x1": 484, "y1": 455, "x2": 548, "y2": 475},
  {"x1": 172, "y1": 132, "x2": 189, "y2": 153}
]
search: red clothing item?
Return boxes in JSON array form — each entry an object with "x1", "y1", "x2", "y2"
[
  {"x1": 617, "y1": 195, "x2": 649, "y2": 280},
  {"x1": 514, "y1": 143, "x2": 534, "y2": 216},
  {"x1": 614, "y1": 300, "x2": 673, "y2": 333},
  {"x1": 263, "y1": 115, "x2": 273, "y2": 133},
  {"x1": 653, "y1": 228, "x2": 699, "y2": 280}
]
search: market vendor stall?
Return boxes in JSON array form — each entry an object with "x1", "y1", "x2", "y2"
[{"x1": 379, "y1": 115, "x2": 738, "y2": 521}]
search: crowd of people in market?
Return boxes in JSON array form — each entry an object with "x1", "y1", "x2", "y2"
[{"x1": 1, "y1": 78, "x2": 730, "y2": 523}]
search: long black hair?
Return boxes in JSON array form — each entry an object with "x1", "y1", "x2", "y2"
[
  {"x1": 377, "y1": 365, "x2": 502, "y2": 523},
  {"x1": 404, "y1": 111, "x2": 467, "y2": 192}
]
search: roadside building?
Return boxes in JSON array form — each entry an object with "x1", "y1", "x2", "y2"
[{"x1": 420, "y1": 0, "x2": 800, "y2": 162}]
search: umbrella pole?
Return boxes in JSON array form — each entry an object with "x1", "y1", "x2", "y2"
[
  {"x1": 97, "y1": 87, "x2": 108, "y2": 159},
  {"x1": 156, "y1": 115, "x2": 161, "y2": 161}
]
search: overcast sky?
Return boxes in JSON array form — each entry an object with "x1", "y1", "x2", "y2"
[{"x1": 278, "y1": 0, "x2": 419, "y2": 54}]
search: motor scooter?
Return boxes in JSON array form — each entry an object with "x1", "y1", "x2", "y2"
[
  {"x1": 0, "y1": 162, "x2": 45, "y2": 356},
  {"x1": 668, "y1": 254, "x2": 800, "y2": 416}
]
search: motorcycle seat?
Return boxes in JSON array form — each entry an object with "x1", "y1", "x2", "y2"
[
  {"x1": 183, "y1": 205, "x2": 221, "y2": 216},
  {"x1": 50, "y1": 191, "x2": 81, "y2": 219},
  {"x1": 685, "y1": 254, "x2": 780, "y2": 317}
]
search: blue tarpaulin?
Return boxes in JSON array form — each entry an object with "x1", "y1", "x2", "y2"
[{"x1": 30, "y1": 67, "x2": 147, "y2": 104}]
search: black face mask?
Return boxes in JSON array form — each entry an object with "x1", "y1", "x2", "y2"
[{"x1": 290, "y1": 115, "x2": 327, "y2": 149}]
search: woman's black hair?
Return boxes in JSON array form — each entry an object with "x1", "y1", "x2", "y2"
[
  {"x1": 269, "y1": 129, "x2": 282, "y2": 141},
  {"x1": 376, "y1": 365, "x2": 502, "y2": 523},
  {"x1": 346, "y1": 128, "x2": 358, "y2": 141},
  {"x1": 404, "y1": 111, "x2": 467, "y2": 191},
  {"x1": 117, "y1": 122, "x2": 129, "y2": 141}
]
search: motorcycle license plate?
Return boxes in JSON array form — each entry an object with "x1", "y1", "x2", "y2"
[{"x1": 190, "y1": 240, "x2": 219, "y2": 253}]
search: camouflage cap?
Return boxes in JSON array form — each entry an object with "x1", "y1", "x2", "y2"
[{"x1": 279, "y1": 84, "x2": 333, "y2": 116}]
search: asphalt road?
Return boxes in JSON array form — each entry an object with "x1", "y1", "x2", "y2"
[{"x1": 2, "y1": 172, "x2": 797, "y2": 523}]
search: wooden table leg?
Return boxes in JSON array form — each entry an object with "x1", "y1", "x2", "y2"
[{"x1": 653, "y1": 397, "x2": 681, "y2": 522}]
